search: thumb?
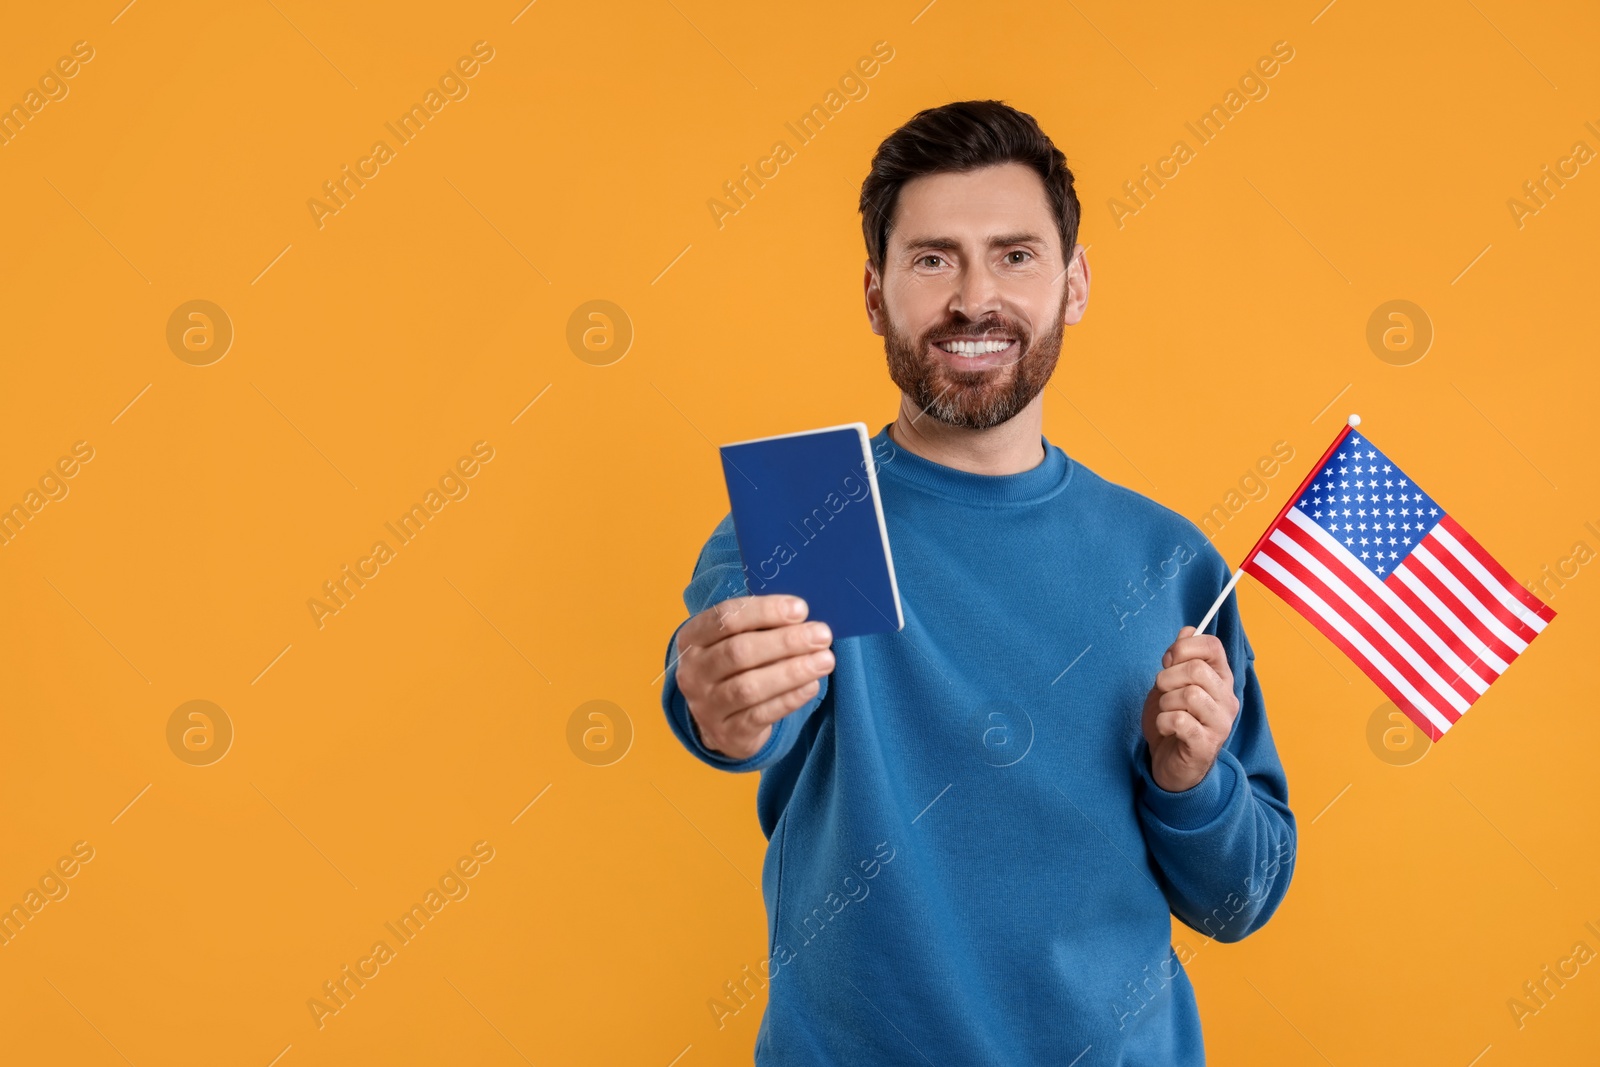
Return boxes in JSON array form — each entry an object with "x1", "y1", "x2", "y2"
[{"x1": 1162, "y1": 626, "x2": 1197, "y2": 668}]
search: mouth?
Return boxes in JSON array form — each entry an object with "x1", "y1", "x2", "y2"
[{"x1": 929, "y1": 335, "x2": 1020, "y2": 370}]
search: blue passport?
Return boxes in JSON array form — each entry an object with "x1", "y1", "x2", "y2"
[{"x1": 719, "y1": 422, "x2": 904, "y2": 639}]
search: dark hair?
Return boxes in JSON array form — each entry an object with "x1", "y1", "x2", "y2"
[{"x1": 859, "y1": 100, "x2": 1080, "y2": 274}]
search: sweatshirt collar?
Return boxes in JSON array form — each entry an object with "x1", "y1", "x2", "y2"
[{"x1": 870, "y1": 423, "x2": 1073, "y2": 506}]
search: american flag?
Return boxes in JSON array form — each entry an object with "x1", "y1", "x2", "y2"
[{"x1": 1240, "y1": 422, "x2": 1555, "y2": 741}]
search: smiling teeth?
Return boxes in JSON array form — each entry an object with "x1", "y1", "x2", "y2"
[{"x1": 937, "y1": 339, "x2": 1012, "y2": 355}]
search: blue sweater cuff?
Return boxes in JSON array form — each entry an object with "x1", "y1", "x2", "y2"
[{"x1": 1136, "y1": 740, "x2": 1240, "y2": 831}]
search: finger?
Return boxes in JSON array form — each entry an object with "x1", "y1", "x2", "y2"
[
  {"x1": 699, "y1": 621, "x2": 832, "y2": 684},
  {"x1": 1155, "y1": 658, "x2": 1223, "y2": 697},
  {"x1": 1154, "y1": 708, "x2": 1207, "y2": 744},
  {"x1": 1164, "y1": 629, "x2": 1231, "y2": 684},
  {"x1": 711, "y1": 648, "x2": 835, "y2": 717},
  {"x1": 1161, "y1": 626, "x2": 1197, "y2": 668},
  {"x1": 681, "y1": 595, "x2": 808, "y2": 649},
  {"x1": 742, "y1": 678, "x2": 823, "y2": 726},
  {"x1": 1158, "y1": 684, "x2": 1223, "y2": 731}
]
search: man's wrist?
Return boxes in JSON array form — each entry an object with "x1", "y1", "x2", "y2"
[
  {"x1": 1151, "y1": 758, "x2": 1214, "y2": 795},
  {"x1": 687, "y1": 711, "x2": 725, "y2": 757},
  {"x1": 1137, "y1": 740, "x2": 1238, "y2": 831}
]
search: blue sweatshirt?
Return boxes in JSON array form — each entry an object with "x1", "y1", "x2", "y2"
[{"x1": 661, "y1": 423, "x2": 1297, "y2": 1065}]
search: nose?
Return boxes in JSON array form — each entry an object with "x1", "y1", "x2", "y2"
[{"x1": 951, "y1": 259, "x2": 1002, "y2": 322}]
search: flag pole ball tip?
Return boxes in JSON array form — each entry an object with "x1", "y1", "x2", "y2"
[{"x1": 1348, "y1": 413, "x2": 1361, "y2": 426}]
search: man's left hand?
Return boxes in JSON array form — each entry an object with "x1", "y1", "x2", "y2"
[{"x1": 1140, "y1": 625, "x2": 1241, "y2": 793}]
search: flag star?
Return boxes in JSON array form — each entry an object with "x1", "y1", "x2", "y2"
[
  {"x1": 1430, "y1": 507, "x2": 1439, "y2": 516},
  {"x1": 1399, "y1": 479, "x2": 1408, "y2": 487},
  {"x1": 1341, "y1": 494, "x2": 1351, "y2": 502},
  {"x1": 1376, "y1": 564, "x2": 1386, "y2": 573},
  {"x1": 1389, "y1": 550, "x2": 1398, "y2": 559},
  {"x1": 1344, "y1": 537, "x2": 1354, "y2": 545},
  {"x1": 1383, "y1": 464, "x2": 1392, "y2": 473},
  {"x1": 1343, "y1": 523, "x2": 1353, "y2": 531},
  {"x1": 1313, "y1": 510, "x2": 1322, "y2": 519},
  {"x1": 1366, "y1": 450, "x2": 1376, "y2": 459},
  {"x1": 1403, "y1": 536, "x2": 1412, "y2": 544},
  {"x1": 1385, "y1": 493, "x2": 1393, "y2": 502},
  {"x1": 1360, "y1": 550, "x2": 1370, "y2": 559},
  {"x1": 1387, "y1": 508, "x2": 1395, "y2": 517},
  {"x1": 1324, "y1": 467, "x2": 1334, "y2": 476},
  {"x1": 1342, "y1": 508, "x2": 1352, "y2": 517},
  {"x1": 1359, "y1": 536, "x2": 1369, "y2": 546}
]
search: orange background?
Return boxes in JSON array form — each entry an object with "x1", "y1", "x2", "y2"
[{"x1": 1, "y1": 1, "x2": 1596, "y2": 1064}]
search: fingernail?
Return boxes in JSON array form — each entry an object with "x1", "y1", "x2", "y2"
[
  {"x1": 787, "y1": 597, "x2": 807, "y2": 619},
  {"x1": 809, "y1": 649, "x2": 834, "y2": 671},
  {"x1": 808, "y1": 622, "x2": 832, "y2": 644}
]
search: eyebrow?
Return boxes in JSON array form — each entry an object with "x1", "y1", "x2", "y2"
[{"x1": 898, "y1": 232, "x2": 1047, "y2": 256}]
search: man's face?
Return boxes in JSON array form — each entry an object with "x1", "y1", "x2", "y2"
[{"x1": 865, "y1": 162, "x2": 1088, "y2": 430}]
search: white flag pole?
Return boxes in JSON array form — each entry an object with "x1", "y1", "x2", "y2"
[
  {"x1": 1190, "y1": 413, "x2": 1362, "y2": 636},
  {"x1": 1193, "y1": 567, "x2": 1244, "y2": 635}
]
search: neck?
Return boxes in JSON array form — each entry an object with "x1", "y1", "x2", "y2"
[{"x1": 887, "y1": 393, "x2": 1047, "y2": 475}]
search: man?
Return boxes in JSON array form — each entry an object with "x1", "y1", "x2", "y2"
[{"x1": 660, "y1": 100, "x2": 1296, "y2": 1065}]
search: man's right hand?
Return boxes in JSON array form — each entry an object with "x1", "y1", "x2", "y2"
[{"x1": 674, "y1": 595, "x2": 835, "y2": 760}]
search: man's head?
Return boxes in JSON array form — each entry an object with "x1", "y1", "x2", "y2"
[{"x1": 860, "y1": 101, "x2": 1088, "y2": 430}]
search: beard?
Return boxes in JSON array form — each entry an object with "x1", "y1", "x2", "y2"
[{"x1": 883, "y1": 284, "x2": 1069, "y2": 431}]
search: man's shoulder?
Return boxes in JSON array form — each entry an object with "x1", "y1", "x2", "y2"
[{"x1": 1067, "y1": 457, "x2": 1231, "y2": 580}]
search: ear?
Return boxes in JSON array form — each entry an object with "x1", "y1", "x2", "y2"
[
  {"x1": 864, "y1": 259, "x2": 886, "y2": 336},
  {"x1": 1062, "y1": 243, "x2": 1090, "y2": 327}
]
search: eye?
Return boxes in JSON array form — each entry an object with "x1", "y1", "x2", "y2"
[
  {"x1": 1005, "y1": 250, "x2": 1032, "y2": 264},
  {"x1": 918, "y1": 254, "x2": 945, "y2": 268}
]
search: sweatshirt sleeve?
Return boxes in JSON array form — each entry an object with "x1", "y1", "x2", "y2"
[
  {"x1": 660, "y1": 512, "x2": 831, "y2": 774},
  {"x1": 1130, "y1": 579, "x2": 1298, "y2": 943}
]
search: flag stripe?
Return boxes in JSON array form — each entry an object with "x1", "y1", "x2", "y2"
[
  {"x1": 1386, "y1": 566, "x2": 1502, "y2": 684},
  {"x1": 1423, "y1": 535, "x2": 1539, "y2": 645},
  {"x1": 1244, "y1": 552, "x2": 1454, "y2": 738},
  {"x1": 1432, "y1": 520, "x2": 1550, "y2": 633},
  {"x1": 1439, "y1": 514, "x2": 1556, "y2": 623},
  {"x1": 1247, "y1": 550, "x2": 1456, "y2": 737},
  {"x1": 1412, "y1": 544, "x2": 1529, "y2": 655},
  {"x1": 1281, "y1": 511, "x2": 1489, "y2": 697},
  {"x1": 1391, "y1": 562, "x2": 1512, "y2": 675},
  {"x1": 1263, "y1": 528, "x2": 1472, "y2": 714},
  {"x1": 1250, "y1": 538, "x2": 1457, "y2": 721}
]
